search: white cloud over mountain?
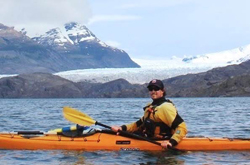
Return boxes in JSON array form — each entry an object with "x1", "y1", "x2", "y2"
[{"x1": 0, "y1": 0, "x2": 91, "y2": 37}]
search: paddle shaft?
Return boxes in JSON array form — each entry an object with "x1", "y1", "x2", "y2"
[
  {"x1": 96, "y1": 121, "x2": 181, "y2": 151},
  {"x1": 95, "y1": 121, "x2": 161, "y2": 146}
]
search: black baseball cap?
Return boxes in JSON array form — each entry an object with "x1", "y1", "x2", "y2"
[{"x1": 147, "y1": 79, "x2": 164, "y2": 89}]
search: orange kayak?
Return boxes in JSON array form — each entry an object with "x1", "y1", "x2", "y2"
[{"x1": 0, "y1": 130, "x2": 249, "y2": 151}]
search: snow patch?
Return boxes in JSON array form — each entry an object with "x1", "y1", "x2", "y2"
[
  {"x1": 79, "y1": 36, "x2": 95, "y2": 42},
  {"x1": 0, "y1": 74, "x2": 17, "y2": 79}
]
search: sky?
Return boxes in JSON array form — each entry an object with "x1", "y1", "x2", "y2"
[{"x1": 1, "y1": 0, "x2": 250, "y2": 60}]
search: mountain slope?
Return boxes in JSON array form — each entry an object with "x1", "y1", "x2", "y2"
[
  {"x1": 0, "y1": 22, "x2": 139, "y2": 74},
  {"x1": 0, "y1": 23, "x2": 72, "y2": 74},
  {"x1": 32, "y1": 22, "x2": 140, "y2": 69}
]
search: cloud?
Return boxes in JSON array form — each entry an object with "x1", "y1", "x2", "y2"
[
  {"x1": 87, "y1": 15, "x2": 141, "y2": 25},
  {"x1": 0, "y1": 0, "x2": 92, "y2": 36}
]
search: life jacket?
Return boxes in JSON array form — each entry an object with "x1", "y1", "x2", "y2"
[{"x1": 142, "y1": 99, "x2": 184, "y2": 139}]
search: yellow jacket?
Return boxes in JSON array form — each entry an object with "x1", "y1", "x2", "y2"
[{"x1": 122, "y1": 99, "x2": 187, "y2": 146}]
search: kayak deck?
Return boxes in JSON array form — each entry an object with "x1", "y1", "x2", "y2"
[{"x1": 0, "y1": 131, "x2": 249, "y2": 151}]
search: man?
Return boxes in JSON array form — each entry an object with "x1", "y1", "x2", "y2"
[{"x1": 111, "y1": 79, "x2": 187, "y2": 148}]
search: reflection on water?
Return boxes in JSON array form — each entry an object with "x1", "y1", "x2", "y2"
[
  {"x1": 2, "y1": 150, "x2": 248, "y2": 165},
  {"x1": 0, "y1": 147, "x2": 249, "y2": 165},
  {"x1": 47, "y1": 150, "x2": 187, "y2": 165}
]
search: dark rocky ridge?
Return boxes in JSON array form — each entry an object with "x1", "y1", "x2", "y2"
[{"x1": 164, "y1": 59, "x2": 250, "y2": 97}]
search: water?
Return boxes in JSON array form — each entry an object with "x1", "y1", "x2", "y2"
[{"x1": 0, "y1": 98, "x2": 249, "y2": 165}]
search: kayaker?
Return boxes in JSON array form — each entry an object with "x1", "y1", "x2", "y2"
[{"x1": 111, "y1": 79, "x2": 187, "y2": 149}]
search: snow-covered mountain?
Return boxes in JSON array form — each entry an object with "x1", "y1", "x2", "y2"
[
  {"x1": 55, "y1": 44, "x2": 250, "y2": 84},
  {"x1": 134, "y1": 44, "x2": 250, "y2": 69},
  {"x1": 181, "y1": 44, "x2": 250, "y2": 66},
  {"x1": 0, "y1": 22, "x2": 139, "y2": 74},
  {"x1": 31, "y1": 22, "x2": 140, "y2": 69},
  {"x1": 32, "y1": 22, "x2": 108, "y2": 51}
]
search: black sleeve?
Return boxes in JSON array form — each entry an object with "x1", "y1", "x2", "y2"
[
  {"x1": 121, "y1": 125, "x2": 127, "y2": 131},
  {"x1": 169, "y1": 139, "x2": 178, "y2": 147},
  {"x1": 171, "y1": 113, "x2": 184, "y2": 130}
]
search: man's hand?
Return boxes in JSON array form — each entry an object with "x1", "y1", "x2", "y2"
[
  {"x1": 161, "y1": 141, "x2": 172, "y2": 149},
  {"x1": 111, "y1": 126, "x2": 122, "y2": 135}
]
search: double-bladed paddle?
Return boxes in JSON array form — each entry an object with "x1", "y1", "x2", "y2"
[{"x1": 63, "y1": 106, "x2": 180, "y2": 150}]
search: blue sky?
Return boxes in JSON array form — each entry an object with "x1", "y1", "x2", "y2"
[{"x1": 1, "y1": 0, "x2": 250, "y2": 60}]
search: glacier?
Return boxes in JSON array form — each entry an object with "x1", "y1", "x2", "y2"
[
  {"x1": 54, "y1": 66, "x2": 211, "y2": 84},
  {"x1": 55, "y1": 44, "x2": 250, "y2": 84}
]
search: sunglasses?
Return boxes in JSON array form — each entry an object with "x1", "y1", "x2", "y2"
[{"x1": 148, "y1": 87, "x2": 161, "y2": 91}]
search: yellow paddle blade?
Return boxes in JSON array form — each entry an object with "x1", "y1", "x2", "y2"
[{"x1": 63, "y1": 107, "x2": 96, "y2": 126}]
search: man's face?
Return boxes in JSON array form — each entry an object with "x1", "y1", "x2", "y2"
[{"x1": 148, "y1": 86, "x2": 164, "y2": 100}]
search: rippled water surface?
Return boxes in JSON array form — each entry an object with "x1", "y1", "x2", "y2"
[{"x1": 0, "y1": 98, "x2": 249, "y2": 164}]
